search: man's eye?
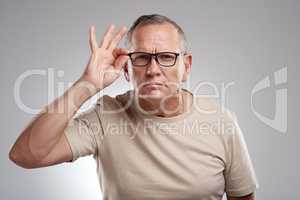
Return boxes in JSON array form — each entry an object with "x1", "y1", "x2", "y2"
[
  {"x1": 136, "y1": 55, "x2": 149, "y2": 60},
  {"x1": 159, "y1": 54, "x2": 175, "y2": 60}
]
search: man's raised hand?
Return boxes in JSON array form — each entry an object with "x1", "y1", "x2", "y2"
[{"x1": 79, "y1": 24, "x2": 129, "y2": 92}]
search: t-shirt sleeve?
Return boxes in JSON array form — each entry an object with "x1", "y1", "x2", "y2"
[
  {"x1": 224, "y1": 112, "x2": 259, "y2": 197},
  {"x1": 64, "y1": 106, "x2": 103, "y2": 162}
]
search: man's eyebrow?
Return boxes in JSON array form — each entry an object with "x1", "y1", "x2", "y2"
[
  {"x1": 133, "y1": 48, "x2": 177, "y2": 52},
  {"x1": 134, "y1": 48, "x2": 152, "y2": 52}
]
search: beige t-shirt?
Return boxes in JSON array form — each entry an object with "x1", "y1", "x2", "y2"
[{"x1": 64, "y1": 89, "x2": 259, "y2": 200}]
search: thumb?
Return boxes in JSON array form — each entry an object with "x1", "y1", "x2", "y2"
[{"x1": 114, "y1": 55, "x2": 129, "y2": 71}]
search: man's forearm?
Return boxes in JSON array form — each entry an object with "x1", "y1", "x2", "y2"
[{"x1": 9, "y1": 79, "x2": 98, "y2": 162}]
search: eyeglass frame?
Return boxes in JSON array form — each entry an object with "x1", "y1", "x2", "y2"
[{"x1": 127, "y1": 51, "x2": 185, "y2": 67}]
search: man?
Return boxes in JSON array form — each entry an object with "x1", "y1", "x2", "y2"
[{"x1": 9, "y1": 14, "x2": 258, "y2": 200}]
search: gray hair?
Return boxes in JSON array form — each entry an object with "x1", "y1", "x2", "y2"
[{"x1": 125, "y1": 14, "x2": 188, "y2": 52}]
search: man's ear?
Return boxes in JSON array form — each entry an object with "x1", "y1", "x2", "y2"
[
  {"x1": 182, "y1": 53, "x2": 192, "y2": 82},
  {"x1": 123, "y1": 62, "x2": 130, "y2": 82}
]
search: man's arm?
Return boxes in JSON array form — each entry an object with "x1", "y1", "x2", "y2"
[
  {"x1": 9, "y1": 25, "x2": 129, "y2": 168},
  {"x1": 9, "y1": 79, "x2": 96, "y2": 168},
  {"x1": 227, "y1": 192, "x2": 255, "y2": 200}
]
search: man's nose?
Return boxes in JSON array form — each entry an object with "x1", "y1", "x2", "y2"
[{"x1": 145, "y1": 56, "x2": 162, "y2": 77}]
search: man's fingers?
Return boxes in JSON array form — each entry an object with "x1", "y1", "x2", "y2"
[
  {"x1": 89, "y1": 26, "x2": 98, "y2": 52},
  {"x1": 108, "y1": 26, "x2": 127, "y2": 51},
  {"x1": 99, "y1": 24, "x2": 115, "y2": 49},
  {"x1": 114, "y1": 55, "x2": 129, "y2": 71},
  {"x1": 112, "y1": 48, "x2": 129, "y2": 58}
]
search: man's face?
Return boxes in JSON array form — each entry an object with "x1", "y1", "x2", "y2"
[{"x1": 127, "y1": 23, "x2": 192, "y2": 100}]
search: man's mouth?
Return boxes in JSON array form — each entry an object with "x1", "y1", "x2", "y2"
[{"x1": 143, "y1": 82, "x2": 165, "y2": 88}]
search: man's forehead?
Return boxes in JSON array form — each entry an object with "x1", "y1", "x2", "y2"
[{"x1": 130, "y1": 23, "x2": 181, "y2": 51}]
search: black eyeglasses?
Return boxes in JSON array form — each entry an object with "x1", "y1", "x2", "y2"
[{"x1": 127, "y1": 52, "x2": 180, "y2": 67}]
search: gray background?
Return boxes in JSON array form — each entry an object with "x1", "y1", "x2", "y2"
[{"x1": 1, "y1": 0, "x2": 299, "y2": 199}]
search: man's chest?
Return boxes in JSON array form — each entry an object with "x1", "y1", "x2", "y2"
[{"x1": 99, "y1": 130, "x2": 227, "y2": 200}]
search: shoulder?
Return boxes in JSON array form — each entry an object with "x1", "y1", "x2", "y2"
[
  {"x1": 95, "y1": 90, "x2": 133, "y2": 110},
  {"x1": 191, "y1": 95, "x2": 240, "y2": 141},
  {"x1": 192, "y1": 95, "x2": 237, "y2": 123},
  {"x1": 92, "y1": 90, "x2": 137, "y2": 122}
]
